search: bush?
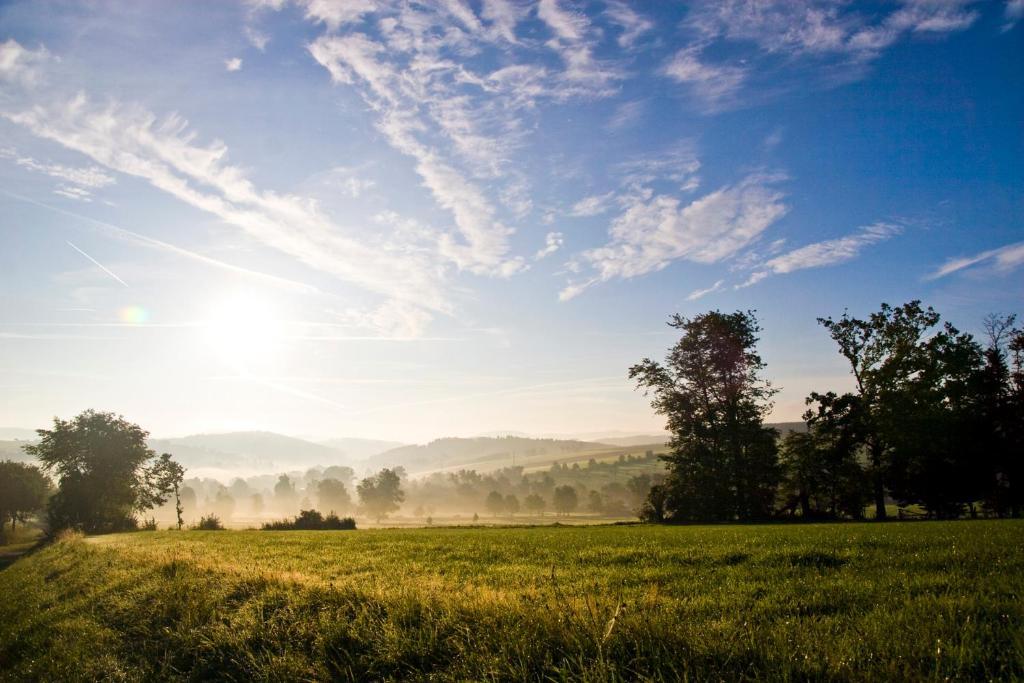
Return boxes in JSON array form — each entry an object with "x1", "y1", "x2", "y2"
[
  {"x1": 194, "y1": 515, "x2": 224, "y2": 530},
  {"x1": 262, "y1": 509, "x2": 356, "y2": 531},
  {"x1": 140, "y1": 517, "x2": 158, "y2": 531}
]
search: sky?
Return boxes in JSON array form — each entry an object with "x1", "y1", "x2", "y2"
[{"x1": 0, "y1": 0, "x2": 1021, "y2": 443}]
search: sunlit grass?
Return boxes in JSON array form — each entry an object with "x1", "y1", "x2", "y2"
[{"x1": 1, "y1": 521, "x2": 1022, "y2": 681}]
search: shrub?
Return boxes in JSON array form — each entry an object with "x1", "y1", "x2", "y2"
[
  {"x1": 195, "y1": 515, "x2": 224, "y2": 530},
  {"x1": 261, "y1": 510, "x2": 356, "y2": 531},
  {"x1": 140, "y1": 517, "x2": 158, "y2": 531}
]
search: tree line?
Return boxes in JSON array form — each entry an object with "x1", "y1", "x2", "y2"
[
  {"x1": 634, "y1": 302, "x2": 1023, "y2": 522},
  {"x1": 0, "y1": 411, "x2": 413, "y2": 534}
]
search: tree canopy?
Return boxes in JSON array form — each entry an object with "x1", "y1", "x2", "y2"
[
  {"x1": 357, "y1": 468, "x2": 405, "y2": 522},
  {"x1": 316, "y1": 478, "x2": 351, "y2": 515},
  {"x1": 631, "y1": 311, "x2": 779, "y2": 522},
  {"x1": 0, "y1": 460, "x2": 50, "y2": 537},
  {"x1": 809, "y1": 301, "x2": 999, "y2": 519},
  {"x1": 24, "y1": 410, "x2": 183, "y2": 533}
]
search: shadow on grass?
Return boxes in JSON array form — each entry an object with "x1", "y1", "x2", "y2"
[{"x1": 0, "y1": 536, "x2": 49, "y2": 571}]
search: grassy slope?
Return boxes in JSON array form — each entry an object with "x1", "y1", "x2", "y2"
[{"x1": 1, "y1": 522, "x2": 1022, "y2": 681}]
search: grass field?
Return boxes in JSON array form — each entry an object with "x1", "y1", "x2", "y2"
[{"x1": 1, "y1": 521, "x2": 1022, "y2": 681}]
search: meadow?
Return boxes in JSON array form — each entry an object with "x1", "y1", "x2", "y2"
[{"x1": 1, "y1": 521, "x2": 1022, "y2": 681}]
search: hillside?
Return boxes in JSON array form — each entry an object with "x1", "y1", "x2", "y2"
[
  {"x1": 150, "y1": 431, "x2": 351, "y2": 478},
  {"x1": 366, "y1": 436, "x2": 615, "y2": 474},
  {"x1": 769, "y1": 421, "x2": 809, "y2": 435},
  {"x1": 0, "y1": 427, "x2": 37, "y2": 441},
  {"x1": 598, "y1": 434, "x2": 670, "y2": 447},
  {"x1": 318, "y1": 437, "x2": 405, "y2": 461}
]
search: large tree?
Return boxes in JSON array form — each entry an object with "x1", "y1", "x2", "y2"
[
  {"x1": 316, "y1": 478, "x2": 352, "y2": 515},
  {"x1": 811, "y1": 301, "x2": 984, "y2": 518},
  {"x1": 24, "y1": 410, "x2": 183, "y2": 533},
  {"x1": 630, "y1": 311, "x2": 779, "y2": 522},
  {"x1": 0, "y1": 461, "x2": 50, "y2": 538},
  {"x1": 357, "y1": 468, "x2": 405, "y2": 522},
  {"x1": 974, "y1": 314, "x2": 1024, "y2": 516}
]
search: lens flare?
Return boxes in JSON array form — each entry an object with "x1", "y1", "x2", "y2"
[{"x1": 119, "y1": 305, "x2": 150, "y2": 324}]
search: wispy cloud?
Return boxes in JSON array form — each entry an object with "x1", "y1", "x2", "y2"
[
  {"x1": 1, "y1": 189, "x2": 324, "y2": 296},
  {"x1": 244, "y1": 25, "x2": 270, "y2": 51},
  {"x1": 663, "y1": 47, "x2": 747, "y2": 110},
  {"x1": 686, "y1": 279, "x2": 725, "y2": 301},
  {"x1": 299, "y1": 0, "x2": 629, "y2": 279},
  {"x1": 2, "y1": 83, "x2": 452, "y2": 328},
  {"x1": 1, "y1": 147, "x2": 116, "y2": 201},
  {"x1": 66, "y1": 241, "x2": 129, "y2": 287},
  {"x1": 298, "y1": 0, "x2": 377, "y2": 30},
  {"x1": 534, "y1": 232, "x2": 564, "y2": 260},
  {"x1": 679, "y1": 1, "x2": 983, "y2": 104},
  {"x1": 689, "y1": 0, "x2": 980, "y2": 58},
  {"x1": 569, "y1": 192, "x2": 615, "y2": 217},
  {"x1": 606, "y1": 99, "x2": 645, "y2": 130},
  {"x1": 1004, "y1": 0, "x2": 1024, "y2": 31},
  {"x1": 604, "y1": 1, "x2": 654, "y2": 48},
  {"x1": 561, "y1": 173, "x2": 788, "y2": 300},
  {"x1": 926, "y1": 241, "x2": 1024, "y2": 280},
  {"x1": 740, "y1": 221, "x2": 901, "y2": 286},
  {"x1": 225, "y1": 57, "x2": 243, "y2": 72},
  {"x1": 0, "y1": 39, "x2": 50, "y2": 86},
  {"x1": 615, "y1": 143, "x2": 702, "y2": 190}
]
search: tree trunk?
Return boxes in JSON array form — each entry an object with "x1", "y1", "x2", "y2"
[{"x1": 799, "y1": 490, "x2": 811, "y2": 518}]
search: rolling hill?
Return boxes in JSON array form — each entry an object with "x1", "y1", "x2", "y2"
[
  {"x1": 150, "y1": 431, "x2": 354, "y2": 477},
  {"x1": 365, "y1": 436, "x2": 617, "y2": 474},
  {"x1": 318, "y1": 437, "x2": 405, "y2": 461}
]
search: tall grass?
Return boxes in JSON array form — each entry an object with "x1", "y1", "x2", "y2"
[{"x1": 0, "y1": 521, "x2": 1021, "y2": 681}]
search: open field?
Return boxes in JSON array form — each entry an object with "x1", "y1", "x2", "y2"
[{"x1": 1, "y1": 521, "x2": 1022, "y2": 681}]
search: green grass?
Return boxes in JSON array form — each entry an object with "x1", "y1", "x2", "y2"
[{"x1": 1, "y1": 521, "x2": 1022, "y2": 681}]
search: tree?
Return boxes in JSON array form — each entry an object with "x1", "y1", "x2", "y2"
[
  {"x1": 812, "y1": 301, "x2": 984, "y2": 518},
  {"x1": 357, "y1": 468, "x2": 405, "y2": 522},
  {"x1": 323, "y1": 465, "x2": 356, "y2": 490},
  {"x1": 976, "y1": 314, "x2": 1024, "y2": 517},
  {"x1": 274, "y1": 475, "x2": 297, "y2": 512},
  {"x1": 485, "y1": 490, "x2": 505, "y2": 517},
  {"x1": 211, "y1": 488, "x2": 236, "y2": 520},
  {"x1": 505, "y1": 494, "x2": 520, "y2": 516},
  {"x1": 630, "y1": 311, "x2": 780, "y2": 522},
  {"x1": 626, "y1": 475, "x2": 653, "y2": 512},
  {"x1": 158, "y1": 457, "x2": 186, "y2": 530},
  {"x1": 524, "y1": 493, "x2": 546, "y2": 517},
  {"x1": 24, "y1": 410, "x2": 183, "y2": 533},
  {"x1": 180, "y1": 485, "x2": 197, "y2": 521},
  {"x1": 0, "y1": 461, "x2": 50, "y2": 537},
  {"x1": 777, "y1": 423, "x2": 866, "y2": 519},
  {"x1": 552, "y1": 485, "x2": 578, "y2": 516},
  {"x1": 639, "y1": 484, "x2": 668, "y2": 522},
  {"x1": 316, "y1": 478, "x2": 352, "y2": 514}
]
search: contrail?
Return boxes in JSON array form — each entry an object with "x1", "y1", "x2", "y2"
[
  {"x1": 66, "y1": 240, "x2": 129, "y2": 287},
  {"x1": 1, "y1": 190, "x2": 322, "y2": 295}
]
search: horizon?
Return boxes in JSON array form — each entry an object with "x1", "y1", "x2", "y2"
[{"x1": 2, "y1": 1, "x2": 1022, "y2": 443}]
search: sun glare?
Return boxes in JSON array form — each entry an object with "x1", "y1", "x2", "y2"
[{"x1": 202, "y1": 292, "x2": 282, "y2": 366}]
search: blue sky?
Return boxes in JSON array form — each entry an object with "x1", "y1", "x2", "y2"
[{"x1": 1, "y1": 0, "x2": 1021, "y2": 442}]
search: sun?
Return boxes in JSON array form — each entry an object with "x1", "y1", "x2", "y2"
[{"x1": 202, "y1": 292, "x2": 282, "y2": 367}]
